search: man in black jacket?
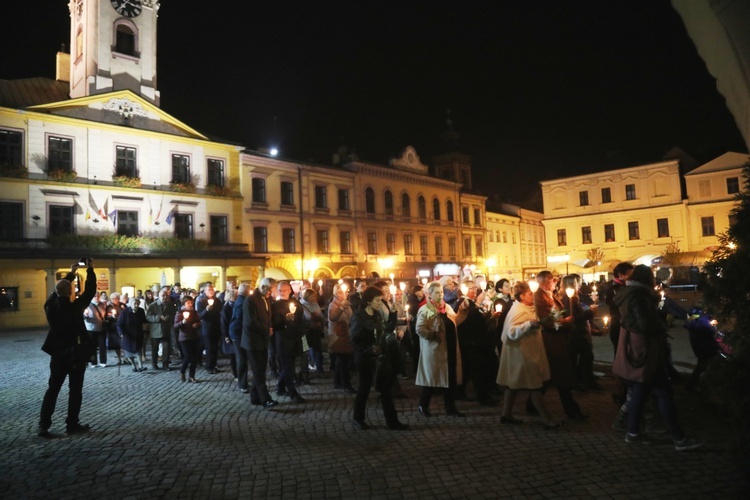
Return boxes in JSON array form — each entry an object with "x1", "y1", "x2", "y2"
[
  {"x1": 242, "y1": 277, "x2": 278, "y2": 408},
  {"x1": 39, "y1": 258, "x2": 97, "y2": 437}
]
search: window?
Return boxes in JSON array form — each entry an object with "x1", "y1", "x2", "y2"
[
  {"x1": 697, "y1": 179, "x2": 712, "y2": 198},
  {"x1": 475, "y1": 236, "x2": 483, "y2": 257},
  {"x1": 462, "y1": 207, "x2": 470, "y2": 224},
  {"x1": 211, "y1": 216, "x2": 228, "y2": 245},
  {"x1": 115, "y1": 24, "x2": 135, "y2": 56},
  {"x1": 49, "y1": 205, "x2": 74, "y2": 237},
  {"x1": 404, "y1": 234, "x2": 414, "y2": 255},
  {"x1": 0, "y1": 129, "x2": 23, "y2": 167},
  {"x1": 367, "y1": 231, "x2": 378, "y2": 254},
  {"x1": 365, "y1": 187, "x2": 375, "y2": 214},
  {"x1": 464, "y1": 237, "x2": 472, "y2": 256},
  {"x1": 512, "y1": 232, "x2": 516, "y2": 244},
  {"x1": 433, "y1": 199, "x2": 441, "y2": 221},
  {"x1": 727, "y1": 177, "x2": 740, "y2": 195},
  {"x1": 253, "y1": 226, "x2": 267, "y2": 252},
  {"x1": 581, "y1": 226, "x2": 592, "y2": 244},
  {"x1": 420, "y1": 235, "x2": 429, "y2": 255},
  {"x1": 402, "y1": 193, "x2": 411, "y2": 219},
  {"x1": 384, "y1": 190, "x2": 393, "y2": 216},
  {"x1": 625, "y1": 184, "x2": 636, "y2": 200},
  {"x1": 207, "y1": 159, "x2": 224, "y2": 188},
  {"x1": 251, "y1": 178, "x2": 266, "y2": 203},
  {"x1": 601, "y1": 187, "x2": 611, "y2": 203},
  {"x1": 435, "y1": 236, "x2": 443, "y2": 256},
  {"x1": 48, "y1": 136, "x2": 73, "y2": 172},
  {"x1": 628, "y1": 221, "x2": 640, "y2": 240},
  {"x1": 418, "y1": 196, "x2": 427, "y2": 221},
  {"x1": 474, "y1": 208, "x2": 481, "y2": 226},
  {"x1": 0, "y1": 202, "x2": 23, "y2": 239},
  {"x1": 115, "y1": 146, "x2": 137, "y2": 177},
  {"x1": 174, "y1": 214, "x2": 193, "y2": 240},
  {"x1": 315, "y1": 185, "x2": 327, "y2": 209},
  {"x1": 281, "y1": 182, "x2": 294, "y2": 206},
  {"x1": 701, "y1": 216, "x2": 715, "y2": 237},
  {"x1": 340, "y1": 231, "x2": 351, "y2": 254},
  {"x1": 316, "y1": 230, "x2": 329, "y2": 253},
  {"x1": 171, "y1": 154, "x2": 190, "y2": 185},
  {"x1": 557, "y1": 229, "x2": 567, "y2": 246},
  {"x1": 657, "y1": 218, "x2": 669, "y2": 238},
  {"x1": 579, "y1": 190, "x2": 589, "y2": 206},
  {"x1": 604, "y1": 224, "x2": 615, "y2": 242},
  {"x1": 446, "y1": 200, "x2": 454, "y2": 222},
  {"x1": 489, "y1": 231, "x2": 494, "y2": 243},
  {"x1": 338, "y1": 189, "x2": 349, "y2": 211},
  {"x1": 503, "y1": 231, "x2": 507, "y2": 243},
  {"x1": 282, "y1": 228, "x2": 295, "y2": 253},
  {"x1": 386, "y1": 233, "x2": 396, "y2": 254},
  {"x1": 117, "y1": 210, "x2": 138, "y2": 237},
  {"x1": 448, "y1": 237, "x2": 456, "y2": 257}
]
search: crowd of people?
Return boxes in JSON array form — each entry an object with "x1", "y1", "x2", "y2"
[{"x1": 39, "y1": 261, "x2": 707, "y2": 450}]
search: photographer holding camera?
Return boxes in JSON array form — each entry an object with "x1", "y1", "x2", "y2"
[{"x1": 38, "y1": 257, "x2": 97, "y2": 437}]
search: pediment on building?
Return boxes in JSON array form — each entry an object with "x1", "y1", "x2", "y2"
[
  {"x1": 26, "y1": 90, "x2": 208, "y2": 140},
  {"x1": 390, "y1": 146, "x2": 429, "y2": 175}
]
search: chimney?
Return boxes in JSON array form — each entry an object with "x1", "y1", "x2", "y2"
[{"x1": 56, "y1": 44, "x2": 70, "y2": 82}]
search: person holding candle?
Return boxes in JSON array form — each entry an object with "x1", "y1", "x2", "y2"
[
  {"x1": 415, "y1": 280, "x2": 469, "y2": 418},
  {"x1": 497, "y1": 281, "x2": 562, "y2": 428},
  {"x1": 350, "y1": 286, "x2": 408, "y2": 430},
  {"x1": 220, "y1": 289, "x2": 237, "y2": 380},
  {"x1": 146, "y1": 288, "x2": 176, "y2": 371},
  {"x1": 105, "y1": 293, "x2": 124, "y2": 366},
  {"x1": 406, "y1": 285, "x2": 425, "y2": 373},
  {"x1": 197, "y1": 283, "x2": 223, "y2": 375},
  {"x1": 174, "y1": 296, "x2": 202, "y2": 383},
  {"x1": 558, "y1": 275, "x2": 601, "y2": 392},
  {"x1": 273, "y1": 281, "x2": 305, "y2": 403},
  {"x1": 242, "y1": 277, "x2": 279, "y2": 408},
  {"x1": 300, "y1": 288, "x2": 326, "y2": 376},
  {"x1": 328, "y1": 283, "x2": 355, "y2": 393}
]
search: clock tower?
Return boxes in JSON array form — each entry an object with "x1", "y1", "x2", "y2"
[{"x1": 69, "y1": 0, "x2": 160, "y2": 106}]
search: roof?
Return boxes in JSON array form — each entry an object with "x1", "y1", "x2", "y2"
[
  {"x1": 684, "y1": 151, "x2": 748, "y2": 175},
  {"x1": 0, "y1": 77, "x2": 69, "y2": 108}
]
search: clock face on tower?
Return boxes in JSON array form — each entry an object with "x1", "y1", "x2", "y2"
[{"x1": 111, "y1": 0, "x2": 142, "y2": 18}]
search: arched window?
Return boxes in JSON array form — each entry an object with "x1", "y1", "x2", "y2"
[
  {"x1": 365, "y1": 187, "x2": 375, "y2": 214},
  {"x1": 384, "y1": 190, "x2": 393, "y2": 216},
  {"x1": 402, "y1": 193, "x2": 411, "y2": 218},
  {"x1": 115, "y1": 24, "x2": 136, "y2": 56},
  {"x1": 433, "y1": 198, "x2": 441, "y2": 221},
  {"x1": 418, "y1": 196, "x2": 427, "y2": 220},
  {"x1": 446, "y1": 200, "x2": 454, "y2": 222}
]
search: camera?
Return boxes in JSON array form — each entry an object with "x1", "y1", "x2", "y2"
[{"x1": 78, "y1": 257, "x2": 88, "y2": 267}]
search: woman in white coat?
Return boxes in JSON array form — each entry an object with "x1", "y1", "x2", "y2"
[
  {"x1": 497, "y1": 281, "x2": 562, "y2": 428},
  {"x1": 415, "y1": 280, "x2": 469, "y2": 417}
]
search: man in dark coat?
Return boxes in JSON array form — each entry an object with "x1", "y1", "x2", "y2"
[
  {"x1": 532, "y1": 270, "x2": 586, "y2": 420},
  {"x1": 196, "y1": 283, "x2": 223, "y2": 374},
  {"x1": 241, "y1": 277, "x2": 278, "y2": 408},
  {"x1": 39, "y1": 259, "x2": 97, "y2": 437}
]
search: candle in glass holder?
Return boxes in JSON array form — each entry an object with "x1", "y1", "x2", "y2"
[
  {"x1": 288, "y1": 303, "x2": 296, "y2": 314},
  {"x1": 495, "y1": 303, "x2": 503, "y2": 313},
  {"x1": 421, "y1": 278, "x2": 428, "y2": 285},
  {"x1": 529, "y1": 281, "x2": 539, "y2": 293},
  {"x1": 389, "y1": 284, "x2": 397, "y2": 297},
  {"x1": 341, "y1": 283, "x2": 348, "y2": 294},
  {"x1": 318, "y1": 280, "x2": 323, "y2": 288},
  {"x1": 460, "y1": 283, "x2": 469, "y2": 296},
  {"x1": 603, "y1": 316, "x2": 609, "y2": 327},
  {"x1": 389, "y1": 273, "x2": 395, "y2": 282},
  {"x1": 207, "y1": 298, "x2": 214, "y2": 307},
  {"x1": 565, "y1": 288, "x2": 575, "y2": 299},
  {"x1": 182, "y1": 311, "x2": 189, "y2": 319},
  {"x1": 399, "y1": 282, "x2": 406, "y2": 291}
]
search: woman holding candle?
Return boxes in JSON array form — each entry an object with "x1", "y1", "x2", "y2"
[
  {"x1": 328, "y1": 283, "x2": 355, "y2": 393},
  {"x1": 174, "y1": 296, "x2": 202, "y2": 383},
  {"x1": 558, "y1": 275, "x2": 600, "y2": 392}
]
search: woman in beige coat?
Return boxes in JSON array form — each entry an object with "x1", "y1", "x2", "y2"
[
  {"x1": 415, "y1": 280, "x2": 468, "y2": 417},
  {"x1": 497, "y1": 281, "x2": 561, "y2": 428}
]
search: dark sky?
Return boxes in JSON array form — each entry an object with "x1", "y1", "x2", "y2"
[{"x1": 3, "y1": 1, "x2": 746, "y2": 203}]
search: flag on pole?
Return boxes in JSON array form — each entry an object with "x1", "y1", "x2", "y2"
[
  {"x1": 109, "y1": 209, "x2": 117, "y2": 227},
  {"x1": 165, "y1": 205, "x2": 176, "y2": 225},
  {"x1": 88, "y1": 192, "x2": 99, "y2": 219},
  {"x1": 147, "y1": 197, "x2": 153, "y2": 225},
  {"x1": 99, "y1": 196, "x2": 108, "y2": 220},
  {"x1": 155, "y1": 197, "x2": 163, "y2": 224}
]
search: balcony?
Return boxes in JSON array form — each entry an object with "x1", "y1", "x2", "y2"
[{"x1": 0, "y1": 237, "x2": 250, "y2": 259}]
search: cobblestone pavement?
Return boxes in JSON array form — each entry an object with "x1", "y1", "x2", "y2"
[{"x1": 0, "y1": 324, "x2": 746, "y2": 499}]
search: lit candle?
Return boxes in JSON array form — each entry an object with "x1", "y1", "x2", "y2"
[
  {"x1": 399, "y1": 282, "x2": 406, "y2": 292},
  {"x1": 660, "y1": 291, "x2": 665, "y2": 300},
  {"x1": 495, "y1": 303, "x2": 503, "y2": 313},
  {"x1": 529, "y1": 281, "x2": 539, "y2": 293},
  {"x1": 565, "y1": 288, "x2": 575, "y2": 299},
  {"x1": 341, "y1": 283, "x2": 349, "y2": 294},
  {"x1": 709, "y1": 319, "x2": 718, "y2": 327},
  {"x1": 421, "y1": 278, "x2": 428, "y2": 285},
  {"x1": 603, "y1": 316, "x2": 609, "y2": 327},
  {"x1": 338, "y1": 279, "x2": 344, "y2": 284},
  {"x1": 389, "y1": 273, "x2": 395, "y2": 282},
  {"x1": 460, "y1": 283, "x2": 469, "y2": 296},
  {"x1": 182, "y1": 311, "x2": 189, "y2": 319},
  {"x1": 207, "y1": 298, "x2": 214, "y2": 307},
  {"x1": 288, "y1": 303, "x2": 296, "y2": 314},
  {"x1": 318, "y1": 279, "x2": 323, "y2": 288},
  {"x1": 389, "y1": 284, "x2": 397, "y2": 297}
]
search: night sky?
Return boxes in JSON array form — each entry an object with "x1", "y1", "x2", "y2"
[{"x1": 2, "y1": 0, "x2": 746, "y2": 204}]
